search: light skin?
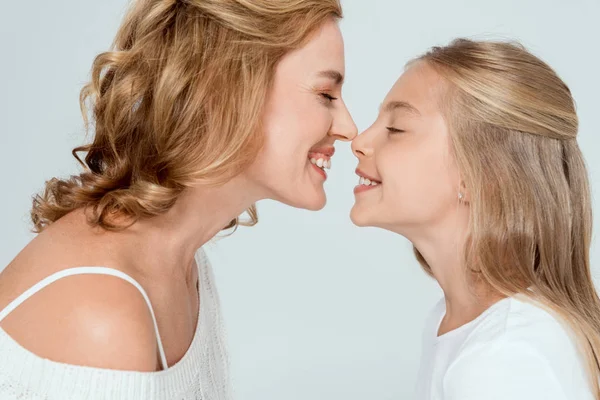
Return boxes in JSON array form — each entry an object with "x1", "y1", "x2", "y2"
[
  {"x1": 246, "y1": 19, "x2": 357, "y2": 210},
  {"x1": 350, "y1": 62, "x2": 500, "y2": 335},
  {"x1": 0, "y1": 19, "x2": 356, "y2": 371}
]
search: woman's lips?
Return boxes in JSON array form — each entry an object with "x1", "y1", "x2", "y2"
[
  {"x1": 310, "y1": 162, "x2": 328, "y2": 179},
  {"x1": 308, "y1": 147, "x2": 335, "y2": 180}
]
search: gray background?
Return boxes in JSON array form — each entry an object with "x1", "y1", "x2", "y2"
[{"x1": 1, "y1": 1, "x2": 598, "y2": 399}]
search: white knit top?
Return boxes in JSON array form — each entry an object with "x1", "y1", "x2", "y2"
[{"x1": 0, "y1": 248, "x2": 231, "y2": 400}]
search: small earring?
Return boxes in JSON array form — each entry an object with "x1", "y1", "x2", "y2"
[{"x1": 458, "y1": 192, "x2": 464, "y2": 200}]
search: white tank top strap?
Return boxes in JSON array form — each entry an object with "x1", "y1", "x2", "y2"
[{"x1": 0, "y1": 266, "x2": 169, "y2": 370}]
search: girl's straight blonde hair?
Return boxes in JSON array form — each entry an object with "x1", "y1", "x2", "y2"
[
  {"x1": 414, "y1": 39, "x2": 599, "y2": 397},
  {"x1": 32, "y1": 0, "x2": 342, "y2": 232}
]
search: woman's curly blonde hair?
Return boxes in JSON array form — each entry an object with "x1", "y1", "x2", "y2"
[{"x1": 32, "y1": 0, "x2": 342, "y2": 232}]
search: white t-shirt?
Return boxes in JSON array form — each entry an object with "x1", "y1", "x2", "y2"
[{"x1": 415, "y1": 296, "x2": 595, "y2": 400}]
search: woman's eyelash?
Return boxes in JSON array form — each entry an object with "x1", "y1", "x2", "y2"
[
  {"x1": 320, "y1": 93, "x2": 338, "y2": 102},
  {"x1": 386, "y1": 126, "x2": 406, "y2": 134}
]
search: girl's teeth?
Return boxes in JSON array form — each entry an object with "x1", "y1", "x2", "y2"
[
  {"x1": 316, "y1": 159, "x2": 324, "y2": 168},
  {"x1": 358, "y1": 177, "x2": 380, "y2": 186}
]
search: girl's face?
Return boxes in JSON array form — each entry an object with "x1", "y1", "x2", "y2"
[
  {"x1": 245, "y1": 19, "x2": 357, "y2": 210},
  {"x1": 350, "y1": 62, "x2": 462, "y2": 238}
]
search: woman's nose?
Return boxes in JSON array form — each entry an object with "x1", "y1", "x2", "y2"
[{"x1": 329, "y1": 101, "x2": 358, "y2": 141}]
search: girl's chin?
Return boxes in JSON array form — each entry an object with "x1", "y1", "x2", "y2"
[{"x1": 350, "y1": 206, "x2": 374, "y2": 227}]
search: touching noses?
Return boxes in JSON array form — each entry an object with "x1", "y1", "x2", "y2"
[
  {"x1": 351, "y1": 128, "x2": 374, "y2": 159},
  {"x1": 328, "y1": 100, "x2": 358, "y2": 141}
]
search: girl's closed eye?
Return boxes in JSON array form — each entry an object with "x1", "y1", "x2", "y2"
[{"x1": 386, "y1": 126, "x2": 406, "y2": 134}]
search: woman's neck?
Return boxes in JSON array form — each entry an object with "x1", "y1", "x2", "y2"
[{"x1": 100, "y1": 175, "x2": 262, "y2": 280}]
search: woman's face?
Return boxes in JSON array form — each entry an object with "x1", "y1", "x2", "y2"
[
  {"x1": 350, "y1": 62, "x2": 462, "y2": 237},
  {"x1": 245, "y1": 19, "x2": 357, "y2": 210}
]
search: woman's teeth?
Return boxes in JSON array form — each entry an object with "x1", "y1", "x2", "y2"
[
  {"x1": 310, "y1": 158, "x2": 331, "y2": 170},
  {"x1": 359, "y1": 177, "x2": 379, "y2": 186}
]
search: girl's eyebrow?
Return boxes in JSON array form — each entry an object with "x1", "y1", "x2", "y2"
[{"x1": 379, "y1": 100, "x2": 421, "y2": 116}]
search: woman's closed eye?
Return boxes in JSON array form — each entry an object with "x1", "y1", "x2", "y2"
[{"x1": 320, "y1": 93, "x2": 338, "y2": 103}]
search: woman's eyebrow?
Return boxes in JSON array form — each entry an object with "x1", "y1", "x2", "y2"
[{"x1": 317, "y1": 70, "x2": 344, "y2": 85}]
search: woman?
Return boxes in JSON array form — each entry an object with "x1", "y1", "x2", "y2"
[
  {"x1": 0, "y1": 0, "x2": 356, "y2": 399},
  {"x1": 351, "y1": 39, "x2": 598, "y2": 399}
]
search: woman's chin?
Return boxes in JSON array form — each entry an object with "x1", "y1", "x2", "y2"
[
  {"x1": 275, "y1": 187, "x2": 326, "y2": 211},
  {"x1": 305, "y1": 199, "x2": 326, "y2": 211},
  {"x1": 299, "y1": 192, "x2": 326, "y2": 211}
]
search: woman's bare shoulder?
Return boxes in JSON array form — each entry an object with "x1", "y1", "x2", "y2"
[{"x1": 0, "y1": 214, "x2": 160, "y2": 372}]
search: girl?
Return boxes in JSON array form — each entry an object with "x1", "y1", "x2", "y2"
[{"x1": 351, "y1": 39, "x2": 597, "y2": 399}]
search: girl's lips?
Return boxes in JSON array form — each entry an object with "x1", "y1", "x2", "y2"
[
  {"x1": 355, "y1": 168, "x2": 382, "y2": 183},
  {"x1": 354, "y1": 167, "x2": 381, "y2": 194},
  {"x1": 354, "y1": 183, "x2": 379, "y2": 194}
]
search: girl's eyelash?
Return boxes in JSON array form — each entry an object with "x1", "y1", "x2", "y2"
[{"x1": 386, "y1": 126, "x2": 406, "y2": 134}]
